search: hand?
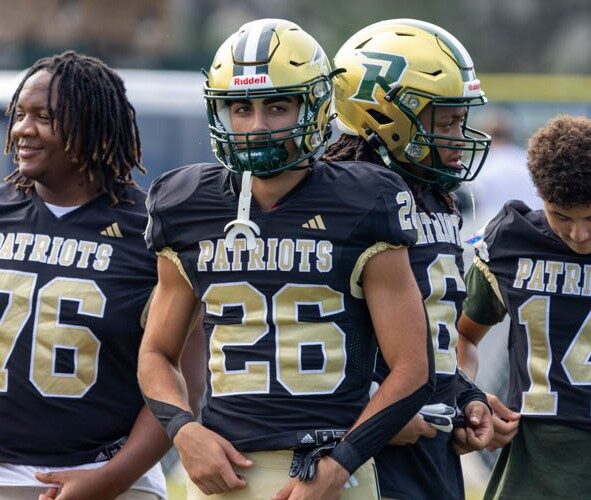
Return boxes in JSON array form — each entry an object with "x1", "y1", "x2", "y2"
[
  {"x1": 388, "y1": 414, "x2": 437, "y2": 445},
  {"x1": 452, "y1": 400, "x2": 494, "y2": 454},
  {"x1": 486, "y1": 393, "x2": 521, "y2": 450},
  {"x1": 175, "y1": 422, "x2": 254, "y2": 495},
  {"x1": 35, "y1": 467, "x2": 122, "y2": 500},
  {"x1": 272, "y1": 456, "x2": 349, "y2": 500}
]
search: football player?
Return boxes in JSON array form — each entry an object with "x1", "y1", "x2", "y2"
[
  {"x1": 0, "y1": 51, "x2": 170, "y2": 499},
  {"x1": 458, "y1": 114, "x2": 591, "y2": 499},
  {"x1": 138, "y1": 18, "x2": 435, "y2": 500},
  {"x1": 324, "y1": 19, "x2": 494, "y2": 500}
]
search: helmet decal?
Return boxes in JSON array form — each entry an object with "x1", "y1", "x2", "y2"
[
  {"x1": 351, "y1": 52, "x2": 408, "y2": 104},
  {"x1": 230, "y1": 74, "x2": 274, "y2": 89}
]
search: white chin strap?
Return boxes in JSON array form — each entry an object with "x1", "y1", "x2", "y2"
[{"x1": 224, "y1": 171, "x2": 261, "y2": 250}]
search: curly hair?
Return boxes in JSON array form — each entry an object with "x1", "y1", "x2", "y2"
[
  {"x1": 4, "y1": 50, "x2": 144, "y2": 204},
  {"x1": 527, "y1": 115, "x2": 591, "y2": 207},
  {"x1": 323, "y1": 134, "x2": 457, "y2": 214}
]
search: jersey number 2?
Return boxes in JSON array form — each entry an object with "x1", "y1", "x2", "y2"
[{"x1": 203, "y1": 282, "x2": 346, "y2": 397}]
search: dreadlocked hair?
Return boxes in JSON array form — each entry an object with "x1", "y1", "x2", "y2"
[
  {"x1": 323, "y1": 134, "x2": 457, "y2": 215},
  {"x1": 4, "y1": 50, "x2": 144, "y2": 205}
]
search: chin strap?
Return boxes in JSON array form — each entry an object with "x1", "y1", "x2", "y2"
[
  {"x1": 367, "y1": 131, "x2": 394, "y2": 168},
  {"x1": 224, "y1": 170, "x2": 261, "y2": 250}
]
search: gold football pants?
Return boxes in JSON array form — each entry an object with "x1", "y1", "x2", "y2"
[{"x1": 186, "y1": 450, "x2": 380, "y2": 500}]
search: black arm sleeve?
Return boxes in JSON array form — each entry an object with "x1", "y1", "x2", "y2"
[
  {"x1": 144, "y1": 396, "x2": 195, "y2": 442},
  {"x1": 455, "y1": 368, "x2": 491, "y2": 413},
  {"x1": 329, "y1": 320, "x2": 436, "y2": 474}
]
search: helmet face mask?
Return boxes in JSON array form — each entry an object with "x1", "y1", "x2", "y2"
[
  {"x1": 204, "y1": 19, "x2": 333, "y2": 177},
  {"x1": 334, "y1": 19, "x2": 491, "y2": 191},
  {"x1": 398, "y1": 90, "x2": 491, "y2": 190}
]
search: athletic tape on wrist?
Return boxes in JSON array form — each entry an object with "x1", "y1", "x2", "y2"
[
  {"x1": 166, "y1": 411, "x2": 196, "y2": 441},
  {"x1": 144, "y1": 396, "x2": 195, "y2": 441}
]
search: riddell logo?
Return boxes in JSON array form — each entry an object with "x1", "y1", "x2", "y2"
[
  {"x1": 231, "y1": 75, "x2": 269, "y2": 86},
  {"x1": 229, "y1": 74, "x2": 273, "y2": 89},
  {"x1": 463, "y1": 79, "x2": 482, "y2": 97}
]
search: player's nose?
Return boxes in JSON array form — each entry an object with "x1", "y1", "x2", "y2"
[
  {"x1": 569, "y1": 221, "x2": 591, "y2": 243},
  {"x1": 12, "y1": 113, "x2": 38, "y2": 138},
  {"x1": 250, "y1": 107, "x2": 271, "y2": 133}
]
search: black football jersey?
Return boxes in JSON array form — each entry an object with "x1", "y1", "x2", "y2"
[
  {"x1": 0, "y1": 184, "x2": 157, "y2": 466},
  {"x1": 469, "y1": 200, "x2": 591, "y2": 429},
  {"x1": 374, "y1": 186, "x2": 466, "y2": 499},
  {"x1": 146, "y1": 161, "x2": 417, "y2": 451}
]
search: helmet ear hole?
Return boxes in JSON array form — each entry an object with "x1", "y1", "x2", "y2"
[
  {"x1": 367, "y1": 109, "x2": 393, "y2": 125},
  {"x1": 392, "y1": 133, "x2": 400, "y2": 142}
]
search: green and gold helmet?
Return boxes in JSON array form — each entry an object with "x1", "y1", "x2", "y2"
[
  {"x1": 204, "y1": 19, "x2": 334, "y2": 177},
  {"x1": 333, "y1": 19, "x2": 491, "y2": 190}
]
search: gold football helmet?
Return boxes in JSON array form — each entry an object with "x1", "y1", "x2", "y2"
[
  {"x1": 204, "y1": 19, "x2": 334, "y2": 177},
  {"x1": 333, "y1": 19, "x2": 491, "y2": 190}
]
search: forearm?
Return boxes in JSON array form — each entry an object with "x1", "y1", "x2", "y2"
[
  {"x1": 330, "y1": 362, "x2": 434, "y2": 474},
  {"x1": 353, "y1": 316, "x2": 434, "y2": 431},
  {"x1": 457, "y1": 333, "x2": 479, "y2": 379},
  {"x1": 96, "y1": 406, "x2": 170, "y2": 494},
  {"x1": 354, "y1": 347, "x2": 433, "y2": 431},
  {"x1": 181, "y1": 310, "x2": 207, "y2": 415},
  {"x1": 457, "y1": 313, "x2": 492, "y2": 379},
  {"x1": 139, "y1": 346, "x2": 193, "y2": 412}
]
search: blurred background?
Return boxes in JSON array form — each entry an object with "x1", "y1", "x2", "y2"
[{"x1": 0, "y1": 0, "x2": 589, "y2": 498}]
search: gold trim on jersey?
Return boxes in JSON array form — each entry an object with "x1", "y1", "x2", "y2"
[
  {"x1": 349, "y1": 242, "x2": 402, "y2": 299},
  {"x1": 157, "y1": 247, "x2": 192, "y2": 288},
  {"x1": 473, "y1": 256, "x2": 505, "y2": 306}
]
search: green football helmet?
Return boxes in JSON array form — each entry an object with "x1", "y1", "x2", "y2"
[{"x1": 333, "y1": 19, "x2": 491, "y2": 191}]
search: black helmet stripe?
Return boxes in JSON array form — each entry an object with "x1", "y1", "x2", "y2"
[
  {"x1": 255, "y1": 20, "x2": 279, "y2": 74},
  {"x1": 232, "y1": 19, "x2": 280, "y2": 76},
  {"x1": 232, "y1": 28, "x2": 248, "y2": 75}
]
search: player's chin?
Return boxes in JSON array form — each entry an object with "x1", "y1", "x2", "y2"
[
  {"x1": 18, "y1": 160, "x2": 46, "y2": 180},
  {"x1": 565, "y1": 240, "x2": 591, "y2": 255}
]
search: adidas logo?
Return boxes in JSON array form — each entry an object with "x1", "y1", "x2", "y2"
[
  {"x1": 300, "y1": 433, "x2": 315, "y2": 444},
  {"x1": 100, "y1": 222, "x2": 123, "y2": 238},
  {"x1": 302, "y1": 215, "x2": 326, "y2": 230}
]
